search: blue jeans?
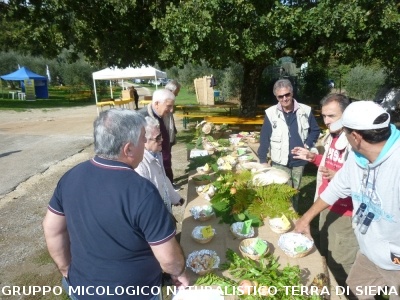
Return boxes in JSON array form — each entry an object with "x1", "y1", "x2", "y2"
[{"x1": 62, "y1": 277, "x2": 79, "y2": 300}]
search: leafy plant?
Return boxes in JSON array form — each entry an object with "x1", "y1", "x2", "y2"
[
  {"x1": 248, "y1": 185, "x2": 299, "y2": 220},
  {"x1": 195, "y1": 249, "x2": 322, "y2": 299},
  {"x1": 209, "y1": 171, "x2": 298, "y2": 226},
  {"x1": 186, "y1": 153, "x2": 221, "y2": 172}
]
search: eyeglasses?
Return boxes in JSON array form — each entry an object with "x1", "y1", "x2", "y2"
[
  {"x1": 277, "y1": 92, "x2": 291, "y2": 100},
  {"x1": 149, "y1": 134, "x2": 162, "y2": 142}
]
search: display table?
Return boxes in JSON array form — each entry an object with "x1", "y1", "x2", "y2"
[{"x1": 180, "y1": 142, "x2": 342, "y2": 299}]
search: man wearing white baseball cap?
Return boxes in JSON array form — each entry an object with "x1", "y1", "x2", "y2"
[{"x1": 295, "y1": 101, "x2": 400, "y2": 299}]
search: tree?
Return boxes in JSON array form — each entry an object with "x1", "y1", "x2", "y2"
[
  {"x1": 4, "y1": 0, "x2": 173, "y2": 66},
  {"x1": 155, "y1": 0, "x2": 400, "y2": 115},
  {"x1": 4, "y1": 0, "x2": 400, "y2": 115}
]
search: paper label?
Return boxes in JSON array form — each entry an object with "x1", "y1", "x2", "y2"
[
  {"x1": 201, "y1": 226, "x2": 214, "y2": 238},
  {"x1": 241, "y1": 220, "x2": 252, "y2": 234},
  {"x1": 190, "y1": 149, "x2": 209, "y2": 158},
  {"x1": 254, "y1": 238, "x2": 268, "y2": 255},
  {"x1": 281, "y1": 214, "x2": 290, "y2": 228}
]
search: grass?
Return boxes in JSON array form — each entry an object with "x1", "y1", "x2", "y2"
[
  {"x1": 0, "y1": 86, "x2": 95, "y2": 111},
  {"x1": 4, "y1": 248, "x2": 69, "y2": 300},
  {"x1": 0, "y1": 84, "x2": 198, "y2": 111}
]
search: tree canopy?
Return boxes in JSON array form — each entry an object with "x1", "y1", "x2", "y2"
[{"x1": 2, "y1": 0, "x2": 400, "y2": 115}]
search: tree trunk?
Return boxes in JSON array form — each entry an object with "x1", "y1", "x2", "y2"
[{"x1": 239, "y1": 63, "x2": 266, "y2": 117}]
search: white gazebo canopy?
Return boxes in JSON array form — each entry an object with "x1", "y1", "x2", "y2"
[{"x1": 92, "y1": 65, "x2": 167, "y2": 105}]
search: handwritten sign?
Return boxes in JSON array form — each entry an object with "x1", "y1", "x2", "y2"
[
  {"x1": 201, "y1": 226, "x2": 214, "y2": 238},
  {"x1": 241, "y1": 220, "x2": 252, "y2": 234},
  {"x1": 254, "y1": 238, "x2": 268, "y2": 255}
]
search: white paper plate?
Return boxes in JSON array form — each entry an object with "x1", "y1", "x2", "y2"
[
  {"x1": 230, "y1": 222, "x2": 255, "y2": 238},
  {"x1": 278, "y1": 233, "x2": 314, "y2": 256},
  {"x1": 192, "y1": 226, "x2": 216, "y2": 240}
]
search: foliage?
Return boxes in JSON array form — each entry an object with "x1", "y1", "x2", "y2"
[
  {"x1": 3, "y1": 0, "x2": 400, "y2": 115},
  {"x1": 2, "y1": 0, "x2": 168, "y2": 66},
  {"x1": 186, "y1": 154, "x2": 221, "y2": 172},
  {"x1": 298, "y1": 64, "x2": 331, "y2": 105},
  {"x1": 175, "y1": 60, "x2": 223, "y2": 93},
  {"x1": 166, "y1": 60, "x2": 242, "y2": 103},
  {"x1": 196, "y1": 249, "x2": 321, "y2": 299},
  {"x1": 343, "y1": 65, "x2": 387, "y2": 100},
  {"x1": 195, "y1": 273, "x2": 237, "y2": 295},
  {"x1": 218, "y1": 62, "x2": 244, "y2": 101},
  {"x1": 248, "y1": 185, "x2": 299, "y2": 220},
  {"x1": 155, "y1": 0, "x2": 400, "y2": 115},
  {"x1": 209, "y1": 171, "x2": 298, "y2": 226},
  {"x1": 0, "y1": 50, "x2": 95, "y2": 89}
]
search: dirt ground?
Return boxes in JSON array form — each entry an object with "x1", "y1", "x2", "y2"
[{"x1": 0, "y1": 105, "x2": 189, "y2": 299}]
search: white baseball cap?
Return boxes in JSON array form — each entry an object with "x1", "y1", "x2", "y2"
[{"x1": 330, "y1": 100, "x2": 390, "y2": 132}]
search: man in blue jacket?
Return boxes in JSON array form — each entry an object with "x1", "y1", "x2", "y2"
[{"x1": 258, "y1": 79, "x2": 320, "y2": 211}]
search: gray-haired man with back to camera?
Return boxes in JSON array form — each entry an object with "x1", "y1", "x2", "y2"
[
  {"x1": 295, "y1": 101, "x2": 400, "y2": 299},
  {"x1": 43, "y1": 109, "x2": 189, "y2": 300}
]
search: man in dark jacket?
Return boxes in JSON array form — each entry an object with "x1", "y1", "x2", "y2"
[{"x1": 139, "y1": 89, "x2": 175, "y2": 183}]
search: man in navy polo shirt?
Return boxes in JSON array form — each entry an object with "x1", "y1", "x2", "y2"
[{"x1": 43, "y1": 109, "x2": 189, "y2": 299}]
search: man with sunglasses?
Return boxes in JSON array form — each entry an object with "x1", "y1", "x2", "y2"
[{"x1": 257, "y1": 79, "x2": 320, "y2": 211}]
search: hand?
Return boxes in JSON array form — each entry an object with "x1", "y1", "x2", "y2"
[
  {"x1": 291, "y1": 147, "x2": 315, "y2": 161},
  {"x1": 171, "y1": 271, "x2": 190, "y2": 288},
  {"x1": 293, "y1": 217, "x2": 313, "y2": 241},
  {"x1": 174, "y1": 198, "x2": 185, "y2": 206},
  {"x1": 319, "y1": 166, "x2": 336, "y2": 181}
]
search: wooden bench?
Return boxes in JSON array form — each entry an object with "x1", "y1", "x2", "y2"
[
  {"x1": 139, "y1": 100, "x2": 152, "y2": 107},
  {"x1": 174, "y1": 113, "x2": 207, "y2": 129},
  {"x1": 204, "y1": 116, "x2": 265, "y2": 131},
  {"x1": 96, "y1": 101, "x2": 115, "y2": 111},
  {"x1": 114, "y1": 98, "x2": 133, "y2": 109}
]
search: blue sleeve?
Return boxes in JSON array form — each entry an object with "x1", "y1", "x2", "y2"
[
  {"x1": 48, "y1": 175, "x2": 66, "y2": 216},
  {"x1": 257, "y1": 115, "x2": 272, "y2": 163},
  {"x1": 304, "y1": 112, "x2": 321, "y2": 148},
  {"x1": 137, "y1": 189, "x2": 176, "y2": 245}
]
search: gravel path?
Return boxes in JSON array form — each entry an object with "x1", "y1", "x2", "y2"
[{"x1": 0, "y1": 103, "x2": 189, "y2": 297}]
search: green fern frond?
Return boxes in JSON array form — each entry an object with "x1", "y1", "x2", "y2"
[{"x1": 248, "y1": 184, "x2": 299, "y2": 219}]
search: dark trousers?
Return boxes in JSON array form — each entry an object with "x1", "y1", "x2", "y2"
[{"x1": 165, "y1": 167, "x2": 174, "y2": 183}]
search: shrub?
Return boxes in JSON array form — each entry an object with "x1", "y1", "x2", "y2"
[
  {"x1": 298, "y1": 64, "x2": 331, "y2": 105},
  {"x1": 343, "y1": 65, "x2": 386, "y2": 100}
]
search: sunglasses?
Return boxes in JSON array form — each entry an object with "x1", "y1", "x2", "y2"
[
  {"x1": 149, "y1": 134, "x2": 162, "y2": 142},
  {"x1": 277, "y1": 92, "x2": 291, "y2": 100}
]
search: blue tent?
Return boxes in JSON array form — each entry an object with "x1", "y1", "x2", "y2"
[{"x1": 1, "y1": 67, "x2": 49, "y2": 99}]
